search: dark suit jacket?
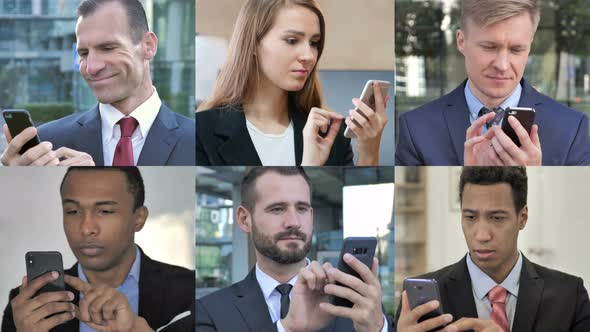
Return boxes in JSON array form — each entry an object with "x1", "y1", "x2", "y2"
[
  {"x1": 2, "y1": 248, "x2": 195, "y2": 332},
  {"x1": 197, "y1": 268, "x2": 372, "y2": 332},
  {"x1": 393, "y1": 255, "x2": 590, "y2": 332},
  {"x1": 195, "y1": 103, "x2": 353, "y2": 166},
  {"x1": 395, "y1": 79, "x2": 590, "y2": 165},
  {"x1": 37, "y1": 104, "x2": 195, "y2": 166}
]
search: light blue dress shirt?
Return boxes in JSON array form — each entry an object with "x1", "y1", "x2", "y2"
[
  {"x1": 466, "y1": 251, "x2": 522, "y2": 330},
  {"x1": 465, "y1": 80, "x2": 522, "y2": 134},
  {"x1": 78, "y1": 246, "x2": 141, "y2": 332},
  {"x1": 255, "y1": 261, "x2": 389, "y2": 332}
]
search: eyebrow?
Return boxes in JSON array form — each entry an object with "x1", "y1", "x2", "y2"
[
  {"x1": 462, "y1": 208, "x2": 509, "y2": 214},
  {"x1": 283, "y1": 29, "x2": 321, "y2": 39},
  {"x1": 264, "y1": 201, "x2": 311, "y2": 209},
  {"x1": 62, "y1": 199, "x2": 118, "y2": 206}
]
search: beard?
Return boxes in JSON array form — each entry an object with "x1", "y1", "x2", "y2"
[{"x1": 251, "y1": 219, "x2": 311, "y2": 264}]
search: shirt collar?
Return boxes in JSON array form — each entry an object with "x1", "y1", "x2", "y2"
[
  {"x1": 466, "y1": 251, "x2": 522, "y2": 300},
  {"x1": 77, "y1": 245, "x2": 141, "y2": 287},
  {"x1": 465, "y1": 80, "x2": 522, "y2": 121},
  {"x1": 99, "y1": 87, "x2": 162, "y2": 143},
  {"x1": 255, "y1": 259, "x2": 309, "y2": 301}
]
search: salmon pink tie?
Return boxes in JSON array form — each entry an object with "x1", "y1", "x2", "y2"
[
  {"x1": 113, "y1": 117, "x2": 138, "y2": 166},
  {"x1": 489, "y1": 285, "x2": 510, "y2": 332}
]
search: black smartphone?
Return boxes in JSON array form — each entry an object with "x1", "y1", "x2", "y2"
[
  {"x1": 331, "y1": 237, "x2": 377, "y2": 307},
  {"x1": 25, "y1": 251, "x2": 65, "y2": 296},
  {"x1": 501, "y1": 107, "x2": 535, "y2": 147},
  {"x1": 2, "y1": 109, "x2": 40, "y2": 154},
  {"x1": 404, "y1": 278, "x2": 445, "y2": 331}
]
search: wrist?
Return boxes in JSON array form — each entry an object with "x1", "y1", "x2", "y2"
[{"x1": 281, "y1": 317, "x2": 308, "y2": 332}]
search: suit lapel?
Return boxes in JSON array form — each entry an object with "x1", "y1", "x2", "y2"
[
  {"x1": 214, "y1": 108, "x2": 262, "y2": 165},
  {"x1": 512, "y1": 256, "x2": 543, "y2": 332},
  {"x1": 138, "y1": 105, "x2": 179, "y2": 165},
  {"x1": 517, "y1": 80, "x2": 544, "y2": 110},
  {"x1": 232, "y1": 268, "x2": 276, "y2": 330},
  {"x1": 443, "y1": 256, "x2": 479, "y2": 321},
  {"x1": 137, "y1": 249, "x2": 166, "y2": 329},
  {"x1": 442, "y1": 82, "x2": 471, "y2": 165},
  {"x1": 73, "y1": 106, "x2": 104, "y2": 166}
]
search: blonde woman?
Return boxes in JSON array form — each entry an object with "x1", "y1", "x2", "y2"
[{"x1": 196, "y1": 0, "x2": 388, "y2": 166}]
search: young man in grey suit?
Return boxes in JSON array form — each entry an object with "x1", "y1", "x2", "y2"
[
  {"x1": 395, "y1": 0, "x2": 590, "y2": 166},
  {"x1": 1, "y1": 0, "x2": 195, "y2": 166},
  {"x1": 197, "y1": 167, "x2": 391, "y2": 332},
  {"x1": 395, "y1": 167, "x2": 590, "y2": 332}
]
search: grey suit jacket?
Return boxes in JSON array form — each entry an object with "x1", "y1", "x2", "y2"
[{"x1": 38, "y1": 104, "x2": 195, "y2": 165}]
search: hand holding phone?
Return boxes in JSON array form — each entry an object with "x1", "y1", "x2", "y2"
[
  {"x1": 501, "y1": 107, "x2": 535, "y2": 147},
  {"x1": 2, "y1": 109, "x2": 40, "y2": 154},
  {"x1": 403, "y1": 278, "x2": 447, "y2": 332},
  {"x1": 344, "y1": 80, "x2": 390, "y2": 139},
  {"x1": 9, "y1": 251, "x2": 76, "y2": 331}
]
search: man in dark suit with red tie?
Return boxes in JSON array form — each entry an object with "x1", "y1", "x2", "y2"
[
  {"x1": 1, "y1": 0, "x2": 194, "y2": 166},
  {"x1": 394, "y1": 167, "x2": 590, "y2": 332}
]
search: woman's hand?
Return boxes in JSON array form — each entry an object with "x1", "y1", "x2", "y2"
[
  {"x1": 346, "y1": 81, "x2": 389, "y2": 166},
  {"x1": 301, "y1": 108, "x2": 343, "y2": 166}
]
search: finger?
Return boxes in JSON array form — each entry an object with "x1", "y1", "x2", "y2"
[
  {"x1": 319, "y1": 301, "x2": 356, "y2": 320},
  {"x1": 323, "y1": 283, "x2": 365, "y2": 306},
  {"x1": 492, "y1": 127, "x2": 527, "y2": 165},
  {"x1": 38, "y1": 311, "x2": 76, "y2": 331},
  {"x1": 19, "y1": 142, "x2": 53, "y2": 165},
  {"x1": 3, "y1": 124, "x2": 12, "y2": 142},
  {"x1": 417, "y1": 314, "x2": 454, "y2": 332},
  {"x1": 30, "y1": 301, "x2": 76, "y2": 324},
  {"x1": 353, "y1": 98, "x2": 376, "y2": 117},
  {"x1": 322, "y1": 262, "x2": 336, "y2": 284},
  {"x1": 464, "y1": 135, "x2": 487, "y2": 152},
  {"x1": 508, "y1": 116, "x2": 533, "y2": 149},
  {"x1": 16, "y1": 271, "x2": 59, "y2": 302},
  {"x1": 3, "y1": 127, "x2": 38, "y2": 160},
  {"x1": 327, "y1": 267, "x2": 368, "y2": 299},
  {"x1": 344, "y1": 117, "x2": 361, "y2": 138},
  {"x1": 407, "y1": 298, "x2": 442, "y2": 323},
  {"x1": 64, "y1": 275, "x2": 92, "y2": 294},
  {"x1": 342, "y1": 253, "x2": 377, "y2": 286},
  {"x1": 372, "y1": 81, "x2": 385, "y2": 113},
  {"x1": 88, "y1": 289, "x2": 116, "y2": 325},
  {"x1": 444, "y1": 317, "x2": 489, "y2": 332},
  {"x1": 58, "y1": 154, "x2": 95, "y2": 166},
  {"x1": 491, "y1": 136, "x2": 519, "y2": 166},
  {"x1": 323, "y1": 117, "x2": 342, "y2": 145},
  {"x1": 27, "y1": 291, "x2": 74, "y2": 313},
  {"x1": 307, "y1": 261, "x2": 328, "y2": 291},
  {"x1": 530, "y1": 124, "x2": 541, "y2": 148},
  {"x1": 30, "y1": 149, "x2": 58, "y2": 166},
  {"x1": 300, "y1": 267, "x2": 319, "y2": 291},
  {"x1": 466, "y1": 112, "x2": 495, "y2": 139},
  {"x1": 401, "y1": 291, "x2": 411, "y2": 315},
  {"x1": 371, "y1": 257, "x2": 378, "y2": 278},
  {"x1": 55, "y1": 147, "x2": 81, "y2": 159}
]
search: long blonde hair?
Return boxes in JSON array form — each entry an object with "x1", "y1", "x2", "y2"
[{"x1": 197, "y1": 0, "x2": 326, "y2": 113}]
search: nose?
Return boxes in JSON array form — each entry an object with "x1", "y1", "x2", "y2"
[
  {"x1": 83, "y1": 51, "x2": 106, "y2": 77},
  {"x1": 283, "y1": 207, "x2": 302, "y2": 229},
  {"x1": 492, "y1": 49, "x2": 509, "y2": 72},
  {"x1": 298, "y1": 43, "x2": 316, "y2": 64},
  {"x1": 80, "y1": 212, "x2": 99, "y2": 237},
  {"x1": 473, "y1": 223, "x2": 492, "y2": 243}
]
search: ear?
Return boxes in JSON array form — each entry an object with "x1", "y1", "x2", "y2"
[
  {"x1": 133, "y1": 206, "x2": 149, "y2": 232},
  {"x1": 456, "y1": 29, "x2": 466, "y2": 55},
  {"x1": 143, "y1": 32, "x2": 158, "y2": 61},
  {"x1": 518, "y1": 205, "x2": 528, "y2": 230},
  {"x1": 236, "y1": 205, "x2": 253, "y2": 234}
]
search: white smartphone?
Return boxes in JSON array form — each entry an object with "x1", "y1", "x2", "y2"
[{"x1": 344, "y1": 80, "x2": 391, "y2": 138}]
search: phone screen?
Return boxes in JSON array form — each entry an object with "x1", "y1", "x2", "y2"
[{"x1": 2, "y1": 109, "x2": 40, "y2": 154}]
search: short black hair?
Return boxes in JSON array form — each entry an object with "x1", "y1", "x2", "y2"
[
  {"x1": 77, "y1": 0, "x2": 149, "y2": 44},
  {"x1": 60, "y1": 167, "x2": 145, "y2": 211},
  {"x1": 240, "y1": 167, "x2": 312, "y2": 211},
  {"x1": 459, "y1": 167, "x2": 527, "y2": 212}
]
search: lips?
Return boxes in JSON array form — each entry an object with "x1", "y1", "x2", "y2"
[
  {"x1": 78, "y1": 244, "x2": 105, "y2": 257},
  {"x1": 473, "y1": 249, "x2": 496, "y2": 260},
  {"x1": 292, "y1": 69, "x2": 309, "y2": 77}
]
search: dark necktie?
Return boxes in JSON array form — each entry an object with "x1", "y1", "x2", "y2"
[
  {"x1": 113, "y1": 117, "x2": 139, "y2": 166},
  {"x1": 478, "y1": 107, "x2": 504, "y2": 129},
  {"x1": 275, "y1": 284, "x2": 293, "y2": 319}
]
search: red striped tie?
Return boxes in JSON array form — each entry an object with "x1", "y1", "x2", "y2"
[
  {"x1": 489, "y1": 285, "x2": 510, "y2": 332},
  {"x1": 113, "y1": 117, "x2": 139, "y2": 166}
]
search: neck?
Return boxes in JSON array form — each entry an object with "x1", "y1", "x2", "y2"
[
  {"x1": 81, "y1": 245, "x2": 137, "y2": 288},
  {"x1": 244, "y1": 79, "x2": 289, "y2": 125},
  {"x1": 256, "y1": 252, "x2": 306, "y2": 284},
  {"x1": 111, "y1": 75, "x2": 153, "y2": 116},
  {"x1": 481, "y1": 250, "x2": 519, "y2": 284}
]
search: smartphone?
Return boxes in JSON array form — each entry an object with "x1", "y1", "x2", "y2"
[
  {"x1": 25, "y1": 251, "x2": 65, "y2": 296},
  {"x1": 2, "y1": 109, "x2": 40, "y2": 154},
  {"x1": 331, "y1": 237, "x2": 377, "y2": 307},
  {"x1": 404, "y1": 278, "x2": 445, "y2": 330},
  {"x1": 344, "y1": 80, "x2": 391, "y2": 138},
  {"x1": 501, "y1": 107, "x2": 535, "y2": 147}
]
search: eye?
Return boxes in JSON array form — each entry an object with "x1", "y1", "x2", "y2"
[
  {"x1": 310, "y1": 40, "x2": 320, "y2": 48},
  {"x1": 65, "y1": 209, "x2": 79, "y2": 215},
  {"x1": 269, "y1": 206, "x2": 284, "y2": 214},
  {"x1": 462, "y1": 214, "x2": 476, "y2": 221},
  {"x1": 297, "y1": 206, "x2": 310, "y2": 213},
  {"x1": 491, "y1": 215, "x2": 506, "y2": 222},
  {"x1": 481, "y1": 44, "x2": 495, "y2": 50},
  {"x1": 99, "y1": 209, "x2": 115, "y2": 215},
  {"x1": 285, "y1": 38, "x2": 297, "y2": 45}
]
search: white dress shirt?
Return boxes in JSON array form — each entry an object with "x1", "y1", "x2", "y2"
[
  {"x1": 466, "y1": 252, "x2": 522, "y2": 330},
  {"x1": 255, "y1": 262, "x2": 389, "y2": 332},
  {"x1": 246, "y1": 119, "x2": 296, "y2": 166},
  {"x1": 100, "y1": 87, "x2": 162, "y2": 166}
]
